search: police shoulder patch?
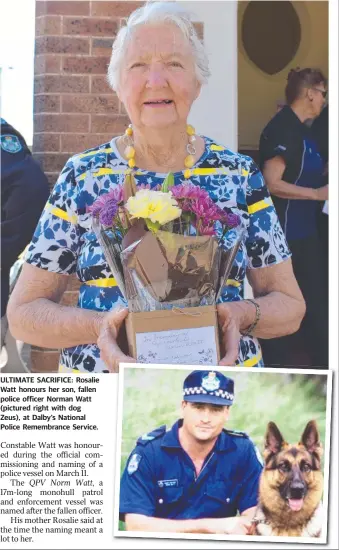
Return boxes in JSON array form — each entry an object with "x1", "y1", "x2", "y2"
[
  {"x1": 127, "y1": 453, "x2": 142, "y2": 475},
  {"x1": 224, "y1": 428, "x2": 249, "y2": 439},
  {"x1": 1, "y1": 134, "x2": 22, "y2": 154},
  {"x1": 137, "y1": 425, "x2": 166, "y2": 446}
]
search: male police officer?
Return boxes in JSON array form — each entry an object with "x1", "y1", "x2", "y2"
[
  {"x1": 119, "y1": 370, "x2": 263, "y2": 534},
  {"x1": 1, "y1": 119, "x2": 49, "y2": 355}
]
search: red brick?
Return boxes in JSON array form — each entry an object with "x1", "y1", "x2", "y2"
[
  {"x1": 35, "y1": 15, "x2": 62, "y2": 36},
  {"x1": 35, "y1": 1, "x2": 47, "y2": 16},
  {"x1": 33, "y1": 133, "x2": 60, "y2": 153},
  {"x1": 34, "y1": 113, "x2": 89, "y2": 133},
  {"x1": 35, "y1": 55, "x2": 61, "y2": 75},
  {"x1": 61, "y1": 94, "x2": 119, "y2": 114},
  {"x1": 91, "y1": 74, "x2": 112, "y2": 94},
  {"x1": 61, "y1": 133, "x2": 113, "y2": 153},
  {"x1": 34, "y1": 94, "x2": 60, "y2": 114},
  {"x1": 62, "y1": 55, "x2": 109, "y2": 74},
  {"x1": 91, "y1": 1, "x2": 142, "y2": 17},
  {"x1": 60, "y1": 291, "x2": 79, "y2": 307},
  {"x1": 63, "y1": 17, "x2": 118, "y2": 37},
  {"x1": 31, "y1": 350, "x2": 60, "y2": 373},
  {"x1": 35, "y1": 75, "x2": 90, "y2": 93},
  {"x1": 33, "y1": 153, "x2": 70, "y2": 173},
  {"x1": 35, "y1": 35, "x2": 90, "y2": 55},
  {"x1": 91, "y1": 114, "x2": 129, "y2": 134},
  {"x1": 36, "y1": 1, "x2": 90, "y2": 17},
  {"x1": 92, "y1": 37, "x2": 113, "y2": 56},
  {"x1": 46, "y1": 173, "x2": 60, "y2": 188}
]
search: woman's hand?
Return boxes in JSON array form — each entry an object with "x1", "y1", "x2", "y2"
[
  {"x1": 97, "y1": 307, "x2": 135, "y2": 372},
  {"x1": 314, "y1": 184, "x2": 328, "y2": 201},
  {"x1": 217, "y1": 303, "x2": 243, "y2": 366}
]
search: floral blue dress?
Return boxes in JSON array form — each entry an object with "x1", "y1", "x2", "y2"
[{"x1": 26, "y1": 136, "x2": 291, "y2": 372}]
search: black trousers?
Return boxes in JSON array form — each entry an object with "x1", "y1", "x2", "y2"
[{"x1": 260, "y1": 234, "x2": 328, "y2": 369}]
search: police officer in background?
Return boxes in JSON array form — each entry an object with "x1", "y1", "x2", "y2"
[
  {"x1": 259, "y1": 68, "x2": 328, "y2": 368},
  {"x1": 119, "y1": 370, "x2": 262, "y2": 534},
  {"x1": 1, "y1": 119, "x2": 49, "y2": 354}
]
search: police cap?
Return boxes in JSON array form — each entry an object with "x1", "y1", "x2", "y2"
[{"x1": 183, "y1": 370, "x2": 234, "y2": 406}]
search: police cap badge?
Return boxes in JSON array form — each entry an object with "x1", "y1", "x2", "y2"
[{"x1": 183, "y1": 370, "x2": 234, "y2": 406}]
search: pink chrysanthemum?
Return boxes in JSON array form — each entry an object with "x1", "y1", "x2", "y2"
[
  {"x1": 171, "y1": 182, "x2": 210, "y2": 202},
  {"x1": 189, "y1": 199, "x2": 221, "y2": 222}
]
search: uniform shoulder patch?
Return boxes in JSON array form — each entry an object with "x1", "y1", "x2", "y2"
[
  {"x1": 1, "y1": 134, "x2": 22, "y2": 154},
  {"x1": 224, "y1": 428, "x2": 249, "y2": 439},
  {"x1": 137, "y1": 425, "x2": 166, "y2": 446},
  {"x1": 127, "y1": 453, "x2": 142, "y2": 475}
]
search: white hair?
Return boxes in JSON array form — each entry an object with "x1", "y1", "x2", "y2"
[{"x1": 107, "y1": 1, "x2": 210, "y2": 91}]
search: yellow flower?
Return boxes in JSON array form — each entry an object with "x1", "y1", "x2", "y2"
[{"x1": 125, "y1": 189, "x2": 181, "y2": 226}]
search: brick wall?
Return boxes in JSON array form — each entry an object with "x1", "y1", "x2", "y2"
[{"x1": 32, "y1": 0, "x2": 203, "y2": 372}]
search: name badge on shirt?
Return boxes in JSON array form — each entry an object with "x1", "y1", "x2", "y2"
[{"x1": 157, "y1": 479, "x2": 179, "y2": 488}]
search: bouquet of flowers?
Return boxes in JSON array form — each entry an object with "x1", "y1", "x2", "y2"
[{"x1": 90, "y1": 174, "x2": 243, "y2": 313}]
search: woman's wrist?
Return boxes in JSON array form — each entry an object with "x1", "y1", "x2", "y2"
[
  {"x1": 92, "y1": 311, "x2": 106, "y2": 341},
  {"x1": 225, "y1": 300, "x2": 257, "y2": 332},
  {"x1": 240, "y1": 299, "x2": 261, "y2": 336}
]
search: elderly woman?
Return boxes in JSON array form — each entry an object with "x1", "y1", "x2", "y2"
[
  {"x1": 8, "y1": 1, "x2": 305, "y2": 374},
  {"x1": 259, "y1": 68, "x2": 328, "y2": 368}
]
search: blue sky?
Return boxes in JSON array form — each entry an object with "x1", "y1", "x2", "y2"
[{"x1": 0, "y1": 0, "x2": 36, "y2": 143}]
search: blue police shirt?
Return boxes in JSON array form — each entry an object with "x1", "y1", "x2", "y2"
[
  {"x1": 119, "y1": 420, "x2": 263, "y2": 521},
  {"x1": 1, "y1": 119, "x2": 49, "y2": 316}
]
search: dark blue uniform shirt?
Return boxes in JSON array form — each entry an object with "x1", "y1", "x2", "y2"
[
  {"x1": 259, "y1": 106, "x2": 324, "y2": 241},
  {"x1": 1, "y1": 119, "x2": 49, "y2": 316},
  {"x1": 120, "y1": 420, "x2": 262, "y2": 521}
]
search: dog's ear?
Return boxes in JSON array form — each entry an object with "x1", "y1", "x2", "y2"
[
  {"x1": 264, "y1": 422, "x2": 286, "y2": 455},
  {"x1": 300, "y1": 420, "x2": 323, "y2": 457}
]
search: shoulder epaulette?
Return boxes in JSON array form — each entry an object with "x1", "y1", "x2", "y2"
[
  {"x1": 224, "y1": 428, "x2": 249, "y2": 439},
  {"x1": 137, "y1": 425, "x2": 166, "y2": 446}
]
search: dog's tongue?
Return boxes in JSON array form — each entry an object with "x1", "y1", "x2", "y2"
[{"x1": 288, "y1": 499, "x2": 304, "y2": 511}]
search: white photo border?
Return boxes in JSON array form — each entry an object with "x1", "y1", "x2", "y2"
[{"x1": 114, "y1": 364, "x2": 332, "y2": 545}]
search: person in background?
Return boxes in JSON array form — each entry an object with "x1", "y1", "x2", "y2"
[
  {"x1": 120, "y1": 370, "x2": 262, "y2": 534},
  {"x1": 311, "y1": 104, "x2": 328, "y2": 284},
  {"x1": 1, "y1": 118, "x2": 49, "y2": 362},
  {"x1": 259, "y1": 68, "x2": 328, "y2": 368}
]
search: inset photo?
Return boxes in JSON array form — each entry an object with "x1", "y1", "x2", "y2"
[{"x1": 114, "y1": 365, "x2": 332, "y2": 544}]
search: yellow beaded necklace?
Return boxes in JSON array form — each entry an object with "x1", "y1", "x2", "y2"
[{"x1": 123, "y1": 123, "x2": 197, "y2": 173}]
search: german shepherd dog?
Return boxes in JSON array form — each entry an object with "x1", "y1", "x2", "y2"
[{"x1": 250, "y1": 420, "x2": 324, "y2": 537}]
